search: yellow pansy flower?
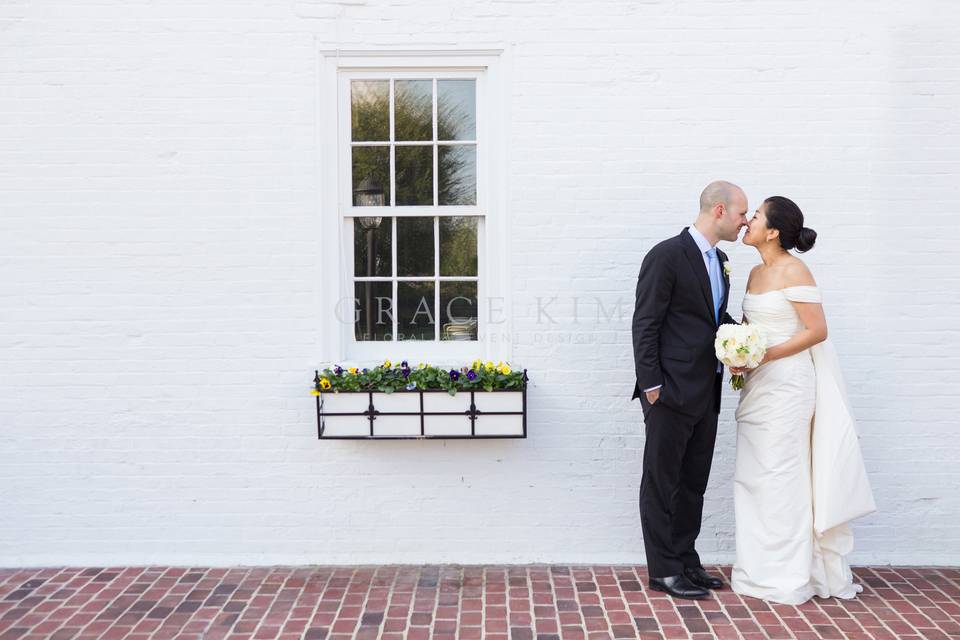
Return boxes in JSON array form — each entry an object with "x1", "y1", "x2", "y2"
[
  {"x1": 310, "y1": 389, "x2": 321, "y2": 396},
  {"x1": 383, "y1": 359, "x2": 392, "y2": 369},
  {"x1": 498, "y1": 364, "x2": 511, "y2": 375},
  {"x1": 319, "y1": 378, "x2": 332, "y2": 390},
  {"x1": 485, "y1": 361, "x2": 495, "y2": 371},
  {"x1": 348, "y1": 367, "x2": 358, "y2": 375}
]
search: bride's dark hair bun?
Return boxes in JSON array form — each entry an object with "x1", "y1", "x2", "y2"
[
  {"x1": 764, "y1": 195, "x2": 817, "y2": 253},
  {"x1": 797, "y1": 227, "x2": 817, "y2": 252}
]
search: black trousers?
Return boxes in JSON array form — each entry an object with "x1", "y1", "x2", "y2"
[{"x1": 638, "y1": 375, "x2": 720, "y2": 578}]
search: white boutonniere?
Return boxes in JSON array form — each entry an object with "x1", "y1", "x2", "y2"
[{"x1": 722, "y1": 261, "x2": 732, "y2": 276}]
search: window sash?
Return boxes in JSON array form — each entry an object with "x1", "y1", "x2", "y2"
[
  {"x1": 348, "y1": 215, "x2": 483, "y2": 344},
  {"x1": 338, "y1": 69, "x2": 485, "y2": 217},
  {"x1": 320, "y1": 50, "x2": 509, "y2": 365}
]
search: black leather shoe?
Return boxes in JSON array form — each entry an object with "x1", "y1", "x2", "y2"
[
  {"x1": 683, "y1": 566, "x2": 724, "y2": 590},
  {"x1": 648, "y1": 575, "x2": 710, "y2": 600}
]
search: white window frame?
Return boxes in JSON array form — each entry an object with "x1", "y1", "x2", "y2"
[{"x1": 317, "y1": 50, "x2": 512, "y2": 366}]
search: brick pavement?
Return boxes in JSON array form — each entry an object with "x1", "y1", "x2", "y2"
[{"x1": 1, "y1": 565, "x2": 957, "y2": 639}]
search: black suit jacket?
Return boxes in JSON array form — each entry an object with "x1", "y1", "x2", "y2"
[{"x1": 631, "y1": 228, "x2": 736, "y2": 416}]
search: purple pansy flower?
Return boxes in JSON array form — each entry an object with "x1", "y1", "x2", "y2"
[
  {"x1": 449, "y1": 369, "x2": 460, "y2": 381},
  {"x1": 466, "y1": 369, "x2": 477, "y2": 381},
  {"x1": 333, "y1": 365, "x2": 343, "y2": 376}
]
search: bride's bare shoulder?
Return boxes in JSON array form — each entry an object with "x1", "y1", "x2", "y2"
[{"x1": 782, "y1": 257, "x2": 817, "y2": 287}]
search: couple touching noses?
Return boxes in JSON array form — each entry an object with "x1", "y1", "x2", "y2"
[{"x1": 632, "y1": 181, "x2": 875, "y2": 604}]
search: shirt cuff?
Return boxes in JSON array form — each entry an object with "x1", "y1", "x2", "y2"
[{"x1": 643, "y1": 385, "x2": 662, "y2": 392}]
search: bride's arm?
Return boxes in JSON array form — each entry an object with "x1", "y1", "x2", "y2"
[{"x1": 761, "y1": 263, "x2": 828, "y2": 364}]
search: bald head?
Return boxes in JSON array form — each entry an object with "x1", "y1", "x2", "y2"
[
  {"x1": 699, "y1": 180, "x2": 745, "y2": 214},
  {"x1": 695, "y1": 180, "x2": 749, "y2": 244}
]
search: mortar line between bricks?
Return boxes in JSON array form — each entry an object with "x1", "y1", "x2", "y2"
[
  {"x1": 322, "y1": 566, "x2": 350, "y2": 637},
  {"x1": 44, "y1": 568, "x2": 93, "y2": 637},
  {"x1": 68, "y1": 567, "x2": 128, "y2": 638},
  {"x1": 88, "y1": 566, "x2": 151, "y2": 639},
  {"x1": 548, "y1": 565, "x2": 564, "y2": 640},
  {"x1": 428, "y1": 565, "x2": 441, "y2": 639},
  {"x1": 141, "y1": 568, "x2": 186, "y2": 639},
  {"x1": 250, "y1": 566, "x2": 299, "y2": 640},
  {"x1": 193, "y1": 566, "x2": 251, "y2": 639},
  {"x1": 57, "y1": 566, "x2": 109, "y2": 635},
  {"x1": 398, "y1": 564, "x2": 417, "y2": 637},
  {"x1": 622, "y1": 564, "x2": 648, "y2": 639},
  {"x1": 925, "y1": 568, "x2": 960, "y2": 624},
  {"x1": 93, "y1": 566, "x2": 152, "y2": 637},
  {"x1": 863, "y1": 565, "x2": 928, "y2": 640},
  {"x1": 369, "y1": 565, "x2": 391, "y2": 639},
  {"x1": 7, "y1": 566, "x2": 70, "y2": 638},
  {"x1": 567, "y1": 564, "x2": 589, "y2": 637},
  {"x1": 454, "y1": 565, "x2": 465, "y2": 639},
  {"x1": 884, "y1": 564, "x2": 949, "y2": 635},
  {"x1": 761, "y1": 595, "x2": 812, "y2": 640}
]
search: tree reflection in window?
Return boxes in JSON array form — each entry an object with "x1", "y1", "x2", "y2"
[{"x1": 349, "y1": 77, "x2": 479, "y2": 342}]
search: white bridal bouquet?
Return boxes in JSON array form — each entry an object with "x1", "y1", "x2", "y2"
[{"x1": 715, "y1": 324, "x2": 767, "y2": 390}]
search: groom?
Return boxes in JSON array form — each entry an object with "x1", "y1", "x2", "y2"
[{"x1": 632, "y1": 180, "x2": 748, "y2": 599}]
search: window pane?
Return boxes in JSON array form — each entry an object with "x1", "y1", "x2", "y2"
[
  {"x1": 438, "y1": 145, "x2": 476, "y2": 206},
  {"x1": 354, "y1": 281, "x2": 393, "y2": 341},
  {"x1": 395, "y1": 80, "x2": 433, "y2": 142},
  {"x1": 353, "y1": 217, "x2": 392, "y2": 277},
  {"x1": 351, "y1": 80, "x2": 389, "y2": 142},
  {"x1": 437, "y1": 80, "x2": 476, "y2": 141},
  {"x1": 352, "y1": 146, "x2": 390, "y2": 206},
  {"x1": 397, "y1": 217, "x2": 434, "y2": 276},
  {"x1": 439, "y1": 216, "x2": 478, "y2": 276},
  {"x1": 440, "y1": 281, "x2": 478, "y2": 341},
  {"x1": 395, "y1": 145, "x2": 433, "y2": 206},
  {"x1": 398, "y1": 282, "x2": 435, "y2": 341}
]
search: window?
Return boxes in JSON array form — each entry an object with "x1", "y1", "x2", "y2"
[{"x1": 319, "y1": 51, "x2": 509, "y2": 363}]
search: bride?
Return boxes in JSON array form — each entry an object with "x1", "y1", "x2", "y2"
[{"x1": 730, "y1": 196, "x2": 876, "y2": 604}]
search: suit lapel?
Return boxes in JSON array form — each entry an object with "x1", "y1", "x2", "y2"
[
  {"x1": 680, "y1": 228, "x2": 716, "y2": 323},
  {"x1": 718, "y1": 248, "x2": 730, "y2": 323}
]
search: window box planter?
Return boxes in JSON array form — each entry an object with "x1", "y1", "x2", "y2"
[{"x1": 315, "y1": 371, "x2": 528, "y2": 440}]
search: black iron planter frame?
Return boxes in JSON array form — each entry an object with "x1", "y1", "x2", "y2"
[{"x1": 314, "y1": 369, "x2": 528, "y2": 440}]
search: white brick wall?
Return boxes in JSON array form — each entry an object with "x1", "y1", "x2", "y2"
[{"x1": 2, "y1": 0, "x2": 959, "y2": 566}]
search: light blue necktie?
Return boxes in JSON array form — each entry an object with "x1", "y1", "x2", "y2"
[{"x1": 706, "y1": 247, "x2": 722, "y2": 325}]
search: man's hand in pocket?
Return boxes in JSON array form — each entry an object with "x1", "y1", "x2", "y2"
[{"x1": 645, "y1": 388, "x2": 660, "y2": 405}]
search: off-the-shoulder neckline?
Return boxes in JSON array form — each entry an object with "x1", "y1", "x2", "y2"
[{"x1": 745, "y1": 285, "x2": 819, "y2": 296}]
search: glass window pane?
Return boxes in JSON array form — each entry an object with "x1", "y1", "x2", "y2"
[
  {"x1": 352, "y1": 146, "x2": 390, "y2": 207},
  {"x1": 438, "y1": 145, "x2": 476, "y2": 206},
  {"x1": 395, "y1": 145, "x2": 433, "y2": 206},
  {"x1": 351, "y1": 80, "x2": 389, "y2": 142},
  {"x1": 440, "y1": 281, "x2": 478, "y2": 341},
  {"x1": 398, "y1": 282, "x2": 435, "y2": 341},
  {"x1": 353, "y1": 217, "x2": 392, "y2": 277},
  {"x1": 354, "y1": 281, "x2": 393, "y2": 341},
  {"x1": 397, "y1": 217, "x2": 434, "y2": 277},
  {"x1": 439, "y1": 216, "x2": 478, "y2": 276},
  {"x1": 437, "y1": 80, "x2": 476, "y2": 141},
  {"x1": 395, "y1": 80, "x2": 433, "y2": 142}
]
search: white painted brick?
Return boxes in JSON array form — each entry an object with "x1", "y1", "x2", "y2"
[{"x1": 0, "y1": 0, "x2": 958, "y2": 567}]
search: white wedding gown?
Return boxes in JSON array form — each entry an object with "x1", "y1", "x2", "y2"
[{"x1": 732, "y1": 286, "x2": 876, "y2": 604}]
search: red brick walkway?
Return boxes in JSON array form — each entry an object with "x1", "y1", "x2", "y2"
[{"x1": 1, "y1": 565, "x2": 957, "y2": 640}]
